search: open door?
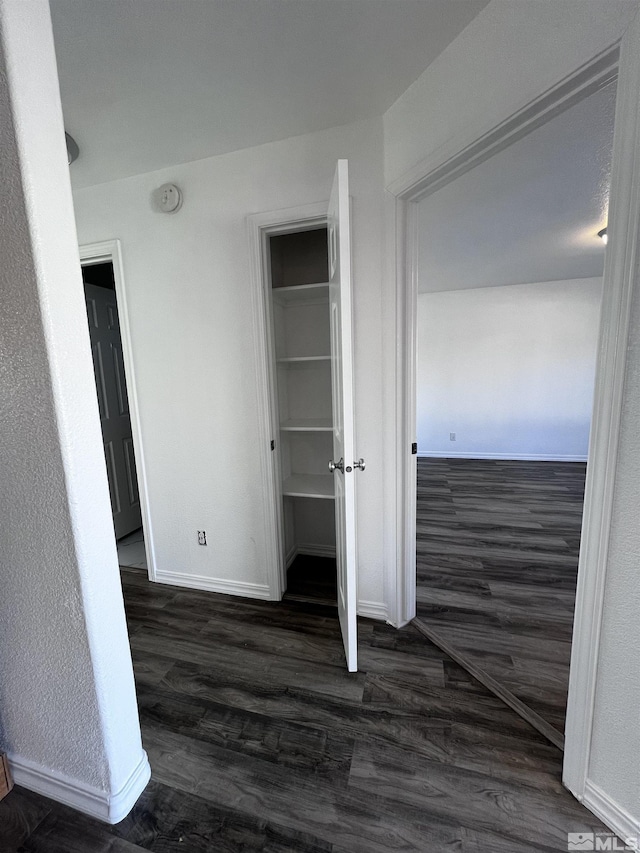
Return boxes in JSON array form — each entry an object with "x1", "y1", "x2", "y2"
[
  {"x1": 84, "y1": 279, "x2": 142, "y2": 540},
  {"x1": 328, "y1": 159, "x2": 359, "y2": 672}
]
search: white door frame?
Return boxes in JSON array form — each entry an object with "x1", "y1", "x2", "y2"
[
  {"x1": 246, "y1": 201, "x2": 329, "y2": 599},
  {"x1": 79, "y1": 239, "x2": 157, "y2": 581},
  {"x1": 389, "y1": 42, "x2": 619, "y2": 628},
  {"x1": 389, "y1": 10, "x2": 640, "y2": 808}
]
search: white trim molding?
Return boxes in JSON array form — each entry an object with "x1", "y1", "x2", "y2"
[
  {"x1": 246, "y1": 201, "x2": 329, "y2": 600},
  {"x1": 390, "y1": 193, "x2": 417, "y2": 629},
  {"x1": 417, "y1": 451, "x2": 588, "y2": 462},
  {"x1": 297, "y1": 544, "x2": 337, "y2": 559},
  {"x1": 357, "y1": 599, "x2": 389, "y2": 622},
  {"x1": 285, "y1": 544, "x2": 298, "y2": 569},
  {"x1": 79, "y1": 240, "x2": 157, "y2": 582},
  {"x1": 9, "y1": 751, "x2": 151, "y2": 825},
  {"x1": 582, "y1": 780, "x2": 640, "y2": 848},
  {"x1": 286, "y1": 545, "x2": 337, "y2": 568},
  {"x1": 564, "y1": 7, "x2": 640, "y2": 804},
  {"x1": 389, "y1": 47, "x2": 621, "y2": 632},
  {"x1": 388, "y1": 44, "x2": 619, "y2": 201},
  {"x1": 154, "y1": 570, "x2": 271, "y2": 600}
]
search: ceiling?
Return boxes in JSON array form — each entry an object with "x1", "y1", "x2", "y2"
[
  {"x1": 50, "y1": 0, "x2": 488, "y2": 189},
  {"x1": 417, "y1": 82, "x2": 617, "y2": 293}
]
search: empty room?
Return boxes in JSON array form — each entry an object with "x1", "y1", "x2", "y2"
[{"x1": 413, "y1": 81, "x2": 615, "y2": 748}]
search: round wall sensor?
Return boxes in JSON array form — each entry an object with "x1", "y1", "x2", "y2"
[{"x1": 158, "y1": 183, "x2": 182, "y2": 213}]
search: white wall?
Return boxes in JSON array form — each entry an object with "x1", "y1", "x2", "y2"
[
  {"x1": 588, "y1": 258, "x2": 640, "y2": 821},
  {"x1": 72, "y1": 116, "x2": 387, "y2": 614},
  {"x1": 416, "y1": 279, "x2": 602, "y2": 460},
  {"x1": 0, "y1": 0, "x2": 148, "y2": 822}
]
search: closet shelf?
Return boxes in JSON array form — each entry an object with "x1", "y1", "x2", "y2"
[
  {"x1": 277, "y1": 355, "x2": 331, "y2": 364},
  {"x1": 282, "y1": 474, "x2": 335, "y2": 500},
  {"x1": 272, "y1": 282, "x2": 330, "y2": 304},
  {"x1": 280, "y1": 418, "x2": 333, "y2": 432}
]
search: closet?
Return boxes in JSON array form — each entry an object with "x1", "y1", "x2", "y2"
[
  {"x1": 255, "y1": 159, "x2": 358, "y2": 671},
  {"x1": 268, "y1": 228, "x2": 337, "y2": 600}
]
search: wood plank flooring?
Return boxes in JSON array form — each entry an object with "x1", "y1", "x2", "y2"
[
  {"x1": 415, "y1": 457, "x2": 585, "y2": 740},
  {"x1": 0, "y1": 563, "x2": 606, "y2": 851},
  {"x1": 284, "y1": 554, "x2": 337, "y2": 606}
]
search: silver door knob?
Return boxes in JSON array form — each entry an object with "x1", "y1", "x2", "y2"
[
  {"x1": 328, "y1": 458, "x2": 344, "y2": 473},
  {"x1": 354, "y1": 458, "x2": 366, "y2": 471}
]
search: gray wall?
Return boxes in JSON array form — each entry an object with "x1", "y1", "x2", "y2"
[{"x1": 0, "y1": 0, "x2": 147, "y2": 815}]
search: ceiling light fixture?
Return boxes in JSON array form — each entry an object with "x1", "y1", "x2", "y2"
[
  {"x1": 65, "y1": 132, "x2": 79, "y2": 165},
  {"x1": 598, "y1": 227, "x2": 608, "y2": 245}
]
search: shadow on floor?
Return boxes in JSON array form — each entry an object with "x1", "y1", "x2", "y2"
[{"x1": 283, "y1": 554, "x2": 337, "y2": 606}]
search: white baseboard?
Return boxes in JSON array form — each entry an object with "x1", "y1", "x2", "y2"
[
  {"x1": 286, "y1": 545, "x2": 337, "y2": 568},
  {"x1": 285, "y1": 545, "x2": 297, "y2": 569},
  {"x1": 583, "y1": 779, "x2": 640, "y2": 848},
  {"x1": 9, "y1": 750, "x2": 151, "y2": 824},
  {"x1": 154, "y1": 570, "x2": 272, "y2": 600},
  {"x1": 297, "y1": 544, "x2": 336, "y2": 559},
  {"x1": 417, "y1": 451, "x2": 588, "y2": 462},
  {"x1": 357, "y1": 599, "x2": 388, "y2": 621}
]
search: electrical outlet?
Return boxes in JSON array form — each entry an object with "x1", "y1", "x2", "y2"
[
  {"x1": 197, "y1": 530, "x2": 207, "y2": 546},
  {"x1": 450, "y1": 432, "x2": 456, "y2": 441}
]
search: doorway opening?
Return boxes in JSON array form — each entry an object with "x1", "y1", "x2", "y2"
[
  {"x1": 266, "y1": 226, "x2": 338, "y2": 607},
  {"x1": 411, "y1": 80, "x2": 616, "y2": 750},
  {"x1": 80, "y1": 242, "x2": 153, "y2": 578}
]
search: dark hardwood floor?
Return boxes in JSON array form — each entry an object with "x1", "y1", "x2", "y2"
[
  {"x1": 283, "y1": 554, "x2": 337, "y2": 605},
  {"x1": 415, "y1": 457, "x2": 585, "y2": 742},
  {"x1": 1, "y1": 562, "x2": 607, "y2": 851}
]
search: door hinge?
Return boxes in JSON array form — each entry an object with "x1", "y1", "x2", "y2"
[
  {"x1": 411, "y1": 442, "x2": 417, "y2": 455},
  {"x1": 270, "y1": 439, "x2": 275, "y2": 451}
]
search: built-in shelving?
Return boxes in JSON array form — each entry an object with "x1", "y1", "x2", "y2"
[
  {"x1": 272, "y1": 282, "x2": 330, "y2": 304},
  {"x1": 277, "y1": 355, "x2": 330, "y2": 364},
  {"x1": 280, "y1": 417, "x2": 333, "y2": 432},
  {"x1": 282, "y1": 474, "x2": 334, "y2": 500},
  {"x1": 268, "y1": 226, "x2": 336, "y2": 563}
]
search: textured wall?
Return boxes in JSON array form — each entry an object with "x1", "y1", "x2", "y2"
[
  {"x1": 383, "y1": 0, "x2": 637, "y2": 187},
  {"x1": 0, "y1": 0, "x2": 146, "y2": 801},
  {"x1": 416, "y1": 279, "x2": 602, "y2": 459},
  {"x1": 72, "y1": 116, "x2": 387, "y2": 611},
  {"x1": 588, "y1": 207, "x2": 640, "y2": 812}
]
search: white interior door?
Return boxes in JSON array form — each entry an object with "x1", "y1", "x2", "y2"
[{"x1": 328, "y1": 159, "x2": 358, "y2": 672}]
